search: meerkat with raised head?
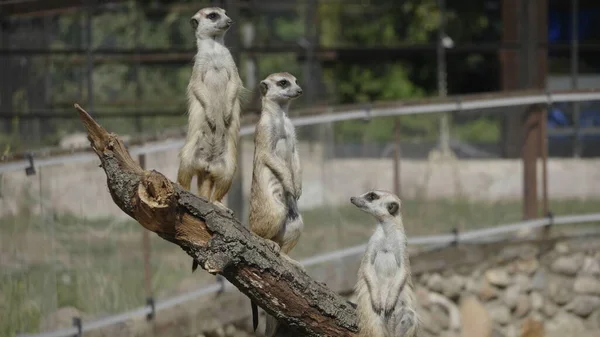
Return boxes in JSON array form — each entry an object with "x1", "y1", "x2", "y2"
[
  {"x1": 248, "y1": 72, "x2": 304, "y2": 336},
  {"x1": 177, "y1": 7, "x2": 244, "y2": 272},
  {"x1": 351, "y1": 190, "x2": 419, "y2": 337}
]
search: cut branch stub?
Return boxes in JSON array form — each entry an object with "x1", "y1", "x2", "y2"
[{"x1": 73, "y1": 103, "x2": 358, "y2": 337}]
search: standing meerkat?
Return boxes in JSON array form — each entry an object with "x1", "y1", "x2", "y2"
[
  {"x1": 351, "y1": 190, "x2": 419, "y2": 337},
  {"x1": 248, "y1": 72, "x2": 304, "y2": 336},
  {"x1": 177, "y1": 7, "x2": 245, "y2": 272}
]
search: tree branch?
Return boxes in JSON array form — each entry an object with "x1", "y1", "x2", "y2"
[{"x1": 73, "y1": 103, "x2": 358, "y2": 337}]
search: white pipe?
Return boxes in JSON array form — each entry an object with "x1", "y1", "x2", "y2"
[
  {"x1": 16, "y1": 212, "x2": 600, "y2": 337},
  {"x1": 3, "y1": 90, "x2": 600, "y2": 174}
]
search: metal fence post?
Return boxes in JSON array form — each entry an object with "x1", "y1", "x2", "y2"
[{"x1": 522, "y1": 104, "x2": 542, "y2": 220}]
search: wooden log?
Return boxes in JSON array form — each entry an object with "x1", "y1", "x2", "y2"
[{"x1": 73, "y1": 103, "x2": 358, "y2": 337}]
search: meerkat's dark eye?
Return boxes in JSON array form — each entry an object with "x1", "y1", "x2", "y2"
[
  {"x1": 207, "y1": 12, "x2": 219, "y2": 20},
  {"x1": 365, "y1": 192, "x2": 378, "y2": 201},
  {"x1": 277, "y1": 79, "x2": 289, "y2": 87}
]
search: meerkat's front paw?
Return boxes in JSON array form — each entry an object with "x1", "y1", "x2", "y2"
[
  {"x1": 383, "y1": 298, "x2": 396, "y2": 316},
  {"x1": 213, "y1": 201, "x2": 234, "y2": 215},
  {"x1": 265, "y1": 239, "x2": 281, "y2": 254},
  {"x1": 372, "y1": 299, "x2": 384, "y2": 315}
]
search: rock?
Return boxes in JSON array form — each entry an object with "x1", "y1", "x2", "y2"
[
  {"x1": 485, "y1": 268, "x2": 511, "y2": 288},
  {"x1": 551, "y1": 254, "x2": 585, "y2": 276},
  {"x1": 514, "y1": 294, "x2": 531, "y2": 318},
  {"x1": 554, "y1": 242, "x2": 569, "y2": 254},
  {"x1": 459, "y1": 296, "x2": 493, "y2": 337},
  {"x1": 209, "y1": 327, "x2": 226, "y2": 337},
  {"x1": 430, "y1": 304, "x2": 450, "y2": 330},
  {"x1": 427, "y1": 273, "x2": 444, "y2": 293},
  {"x1": 516, "y1": 258, "x2": 539, "y2": 275},
  {"x1": 514, "y1": 273, "x2": 532, "y2": 293},
  {"x1": 531, "y1": 291, "x2": 544, "y2": 311},
  {"x1": 487, "y1": 302, "x2": 511, "y2": 325},
  {"x1": 476, "y1": 279, "x2": 499, "y2": 301},
  {"x1": 502, "y1": 285, "x2": 520, "y2": 309},
  {"x1": 415, "y1": 286, "x2": 431, "y2": 308},
  {"x1": 542, "y1": 300, "x2": 558, "y2": 318},
  {"x1": 545, "y1": 311, "x2": 586, "y2": 334},
  {"x1": 491, "y1": 329, "x2": 505, "y2": 337},
  {"x1": 520, "y1": 316, "x2": 545, "y2": 337},
  {"x1": 531, "y1": 269, "x2": 547, "y2": 291},
  {"x1": 442, "y1": 274, "x2": 464, "y2": 299},
  {"x1": 565, "y1": 295, "x2": 600, "y2": 317},
  {"x1": 224, "y1": 325, "x2": 237, "y2": 336},
  {"x1": 581, "y1": 257, "x2": 600, "y2": 276},
  {"x1": 498, "y1": 244, "x2": 538, "y2": 262},
  {"x1": 586, "y1": 309, "x2": 600, "y2": 329},
  {"x1": 574, "y1": 275, "x2": 600, "y2": 295},
  {"x1": 546, "y1": 276, "x2": 573, "y2": 305},
  {"x1": 419, "y1": 308, "x2": 443, "y2": 335},
  {"x1": 503, "y1": 325, "x2": 518, "y2": 337}
]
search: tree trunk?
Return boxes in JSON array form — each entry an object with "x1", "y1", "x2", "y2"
[{"x1": 73, "y1": 104, "x2": 358, "y2": 337}]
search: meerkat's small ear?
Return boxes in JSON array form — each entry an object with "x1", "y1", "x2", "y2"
[
  {"x1": 190, "y1": 18, "x2": 199, "y2": 29},
  {"x1": 387, "y1": 202, "x2": 399, "y2": 216},
  {"x1": 259, "y1": 81, "x2": 269, "y2": 96}
]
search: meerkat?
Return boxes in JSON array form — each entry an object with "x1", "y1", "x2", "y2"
[
  {"x1": 248, "y1": 72, "x2": 304, "y2": 336},
  {"x1": 351, "y1": 190, "x2": 419, "y2": 337},
  {"x1": 177, "y1": 7, "x2": 245, "y2": 272}
]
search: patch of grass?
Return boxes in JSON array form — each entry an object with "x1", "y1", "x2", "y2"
[
  {"x1": 1, "y1": 198, "x2": 598, "y2": 334},
  {"x1": 293, "y1": 198, "x2": 600, "y2": 258}
]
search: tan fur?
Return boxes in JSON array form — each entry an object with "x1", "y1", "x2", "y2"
[
  {"x1": 248, "y1": 72, "x2": 304, "y2": 262},
  {"x1": 352, "y1": 190, "x2": 419, "y2": 337},
  {"x1": 459, "y1": 295, "x2": 493, "y2": 337},
  {"x1": 248, "y1": 72, "x2": 305, "y2": 337},
  {"x1": 177, "y1": 7, "x2": 244, "y2": 211}
]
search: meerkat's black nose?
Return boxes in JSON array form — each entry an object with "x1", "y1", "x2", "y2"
[
  {"x1": 227, "y1": 19, "x2": 234, "y2": 26},
  {"x1": 350, "y1": 197, "x2": 356, "y2": 203},
  {"x1": 297, "y1": 89, "x2": 303, "y2": 95}
]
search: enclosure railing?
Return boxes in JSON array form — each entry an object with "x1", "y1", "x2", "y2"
[
  {"x1": 6, "y1": 88, "x2": 600, "y2": 337},
  {"x1": 2, "y1": 88, "x2": 600, "y2": 174},
  {"x1": 15, "y1": 212, "x2": 600, "y2": 337}
]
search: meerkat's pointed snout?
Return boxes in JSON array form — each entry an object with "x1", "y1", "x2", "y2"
[
  {"x1": 227, "y1": 19, "x2": 234, "y2": 26},
  {"x1": 350, "y1": 196, "x2": 365, "y2": 208}
]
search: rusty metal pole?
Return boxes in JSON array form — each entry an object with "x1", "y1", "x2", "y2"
[
  {"x1": 540, "y1": 107, "x2": 549, "y2": 215},
  {"x1": 393, "y1": 118, "x2": 401, "y2": 197},
  {"x1": 138, "y1": 153, "x2": 152, "y2": 297},
  {"x1": 522, "y1": 106, "x2": 541, "y2": 220}
]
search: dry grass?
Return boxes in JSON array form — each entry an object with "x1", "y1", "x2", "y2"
[{"x1": 1, "y1": 197, "x2": 599, "y2": 335}]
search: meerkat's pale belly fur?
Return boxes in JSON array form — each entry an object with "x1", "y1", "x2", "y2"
[
  {"x1": 179, "y1": 39, "x2": 242, "y2": 182},
  {"x1": 356, "y1": 226, "x2": 419, "y2": 337}
]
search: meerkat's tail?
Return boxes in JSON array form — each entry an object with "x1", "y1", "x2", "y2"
[
  {"x1": 264, "y1": 314, "x2": 278, "y2": 337},
  {"x1": 251, "y1": 301, "x2": 259, "y2": 331}
]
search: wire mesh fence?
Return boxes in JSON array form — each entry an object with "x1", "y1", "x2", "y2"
[
  {"x1": 3, "y1": 94, "x2": 600, "y2": 335},
  {"x1": 2, "y1": 0, "x2": 600, "y2": 336}
]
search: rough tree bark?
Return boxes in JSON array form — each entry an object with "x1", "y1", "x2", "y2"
[{"x1": 73, "y1": 104, "x2": 358, "y2": 337}]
